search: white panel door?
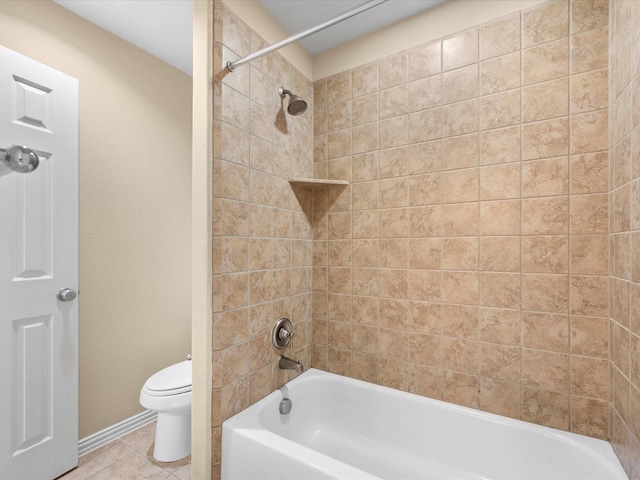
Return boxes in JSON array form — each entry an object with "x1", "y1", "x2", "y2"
[{"x1": 0, "y1": 45, "x2": 78, "y2": 480}]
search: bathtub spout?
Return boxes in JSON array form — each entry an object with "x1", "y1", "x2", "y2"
[{"x1": 278, "y1": 355, "x2": 304, "y2": 373}]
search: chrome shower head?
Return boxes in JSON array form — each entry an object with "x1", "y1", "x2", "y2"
[{"x1": 278, "y1": 86, "x2": 308, "y2": 116}]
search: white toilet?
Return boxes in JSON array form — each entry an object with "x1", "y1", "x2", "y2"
[{"x1": 139, "y1": 359, "x2": 192, "y2": 462}]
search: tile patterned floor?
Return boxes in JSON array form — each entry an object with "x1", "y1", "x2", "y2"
[{"x1": 57, "y1": 422, "x2": 191, "y2": 480}]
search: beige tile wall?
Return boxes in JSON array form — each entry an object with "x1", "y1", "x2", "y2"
[
  {"x1": 608, "y1": 0, "x2": 640, "y2": 477},
  {"x1": 312, "y1": 0, "x2": 612, "y2": 439},
  {"x1": 211, "y1": 1, "x2": 314, "y2": 476},
  {"x1": 212, "y1": 0, "x2": 640, "y2": 476}
]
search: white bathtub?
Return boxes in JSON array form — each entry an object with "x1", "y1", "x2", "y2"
[{"x1": 222, "y1": 369, "x2": 627, "y2": 480}]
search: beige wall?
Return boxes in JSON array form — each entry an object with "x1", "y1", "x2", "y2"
[
  {"x1": 608, "y1": 0, "x2": 640, "y2": 477},
  {"x1": 311, "y1": 0, "x2": 611, "y2": 439},
  {"x1": 0, "y1": 1, "x2": 192, "y2": 438}
]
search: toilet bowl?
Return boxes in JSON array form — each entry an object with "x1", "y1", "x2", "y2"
[{"x1": 139, "y1": 359, "x2": 192, "y2": 462}]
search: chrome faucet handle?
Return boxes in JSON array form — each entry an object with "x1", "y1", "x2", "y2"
[{"x1": 186, "y1": 354, "x2": 192, "y2": 361}]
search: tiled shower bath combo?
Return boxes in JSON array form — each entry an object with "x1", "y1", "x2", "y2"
[{"x1": 212, "y1": 0, "x2": 640, "y2": 477}]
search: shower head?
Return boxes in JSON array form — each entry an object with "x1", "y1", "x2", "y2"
[{"x1": 278, "y1": 86, "x2": 308, "y2": 116}]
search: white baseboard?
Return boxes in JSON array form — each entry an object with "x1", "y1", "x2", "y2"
[{"x1": 78, "y1": 409, "x2": 157, "y2": 457}]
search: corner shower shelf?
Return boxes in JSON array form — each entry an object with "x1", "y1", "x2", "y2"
[{"x1": 288, "y1": 178, "x2": 349, "y2": 189}]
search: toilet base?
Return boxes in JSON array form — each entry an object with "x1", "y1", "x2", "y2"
[{"x1": 153, "y1": 412, "x2": 191, "y2": 462}]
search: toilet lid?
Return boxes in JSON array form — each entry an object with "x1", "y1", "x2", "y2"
[{"x1": 144, "y1": 360, "x2": 192, "y2": 395}]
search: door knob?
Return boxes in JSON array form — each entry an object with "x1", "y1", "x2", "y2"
[
  {"x1": 57, "y1": 288, "x2": 77, "y2": 302},
  {"x1": 0, "y1": 145, "x2": 39, "y2": 173}
]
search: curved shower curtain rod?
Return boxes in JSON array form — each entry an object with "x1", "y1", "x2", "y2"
[{"x1": 226, "y1": 0, "x2": 389, "y2": 72}]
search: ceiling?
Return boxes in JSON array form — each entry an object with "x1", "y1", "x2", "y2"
[
  {"x1": 259, "y1": 0, "x2": 445, "y2": 55},
  {"x1": 54, "y1": 0, "x2": 446, "y2": 77}
]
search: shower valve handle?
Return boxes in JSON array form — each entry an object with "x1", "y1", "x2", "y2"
[
  {"x1": 272, "y1": 317, "x2": 294, "y2": 350},
  {"x1": 279, "y1": 328, "x2": 293, "y2": 341},
  {"x1": 280, "y1": 327, "x2": 294, "y2": 350}
]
